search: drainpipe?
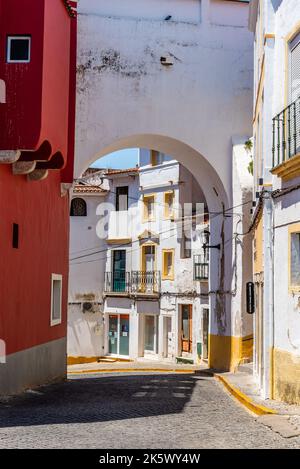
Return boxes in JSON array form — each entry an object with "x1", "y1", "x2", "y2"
[{"x1": 263, "y1": 193, "x2": 274, "y2": 399}]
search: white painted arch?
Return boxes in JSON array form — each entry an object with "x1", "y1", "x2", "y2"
[
  {"x1": 77, "y1": 133, "x2": 229, "y2": 213},
  {"x1": 74, "y1": 0, "x2": 254, "y2": 369}
]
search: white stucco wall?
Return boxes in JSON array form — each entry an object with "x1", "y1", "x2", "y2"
[
  {"x1": 231, "y1": 137, "x2": 253, "y2": 340},
  {"x1": 75, "y1": 0, "x2": 253, "y2": 343},
  {"x1": 76, "y1": 0, "x2": 253, "y2": 201},
  {"x1": 68, "y1": 192, "x2": 108, "y2": 357},
  {"x1": 267, "y1": 0, "x2": 300, "y2": 358},
  {"x1": 68, "y1": 154, "x2": 210, "y2": 362},
  {"x1": 250, "y1": 0, "x2": 300, "y2": 398}
]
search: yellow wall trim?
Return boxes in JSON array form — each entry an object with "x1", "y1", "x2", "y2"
[
  {"x1": 67, "y1": 356, "x2": 133, "y2": 365},
  {"x1": 264, "y1": 33, "x2": 275, "y2": 44},
  {"x1": 208, "y1": 334, "x2": 253, "y2": 372},
  {"x1": 271, "y1": 153, "x2": 300, "y2": 181},
  {"x1": 162, "y1": 248, "x2": 175, "y2": 280},
  {"x1": 273, "y1": 347, "x2": 300, "y2": 405},
  {"x1": 216, "y1": 374, "x2": 276, "y2": 416}
]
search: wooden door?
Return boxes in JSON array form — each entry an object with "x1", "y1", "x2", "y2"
[{"x1": 181, "y1": 305, "x2": 192, "y2": 353}]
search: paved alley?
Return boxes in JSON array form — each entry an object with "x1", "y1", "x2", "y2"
[{"x1": 0, "y1": 372, "x2": 299, "y2": 449}]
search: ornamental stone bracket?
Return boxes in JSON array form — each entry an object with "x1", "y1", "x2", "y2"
[
  {"x1": 0, "y1": 150, "x2": 21, "y2": 164},
  {"x1": 28, "y1": 169, "x2": 49, "y2": 181},
  {"x1": 12, "y1": 161, "x2": 36, "y2": 175}
]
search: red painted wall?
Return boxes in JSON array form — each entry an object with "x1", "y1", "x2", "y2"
[
  {"x1": 0, "y1": 0, "x2": 76, "y2": 356},
  {"x1": 0, "y1": 0, "x2": 72, "y2": 169},
  {"x1": 0, "y1": 166, "x2": 69, "y2": 355},
  {"x1": 0, "y1": 0, "x2": 44, "y2": 150}
]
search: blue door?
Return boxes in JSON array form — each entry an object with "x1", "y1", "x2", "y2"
[{"x1": 113, "y1": 250, "x2": 126, "y2": 292}]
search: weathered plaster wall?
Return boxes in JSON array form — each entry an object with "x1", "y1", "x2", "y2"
[
  {"x1": 271, "y1": 0, "x2": 300, "y2": 403},
  {"x1": 251, "y1": 0, "x2": 300, "y2": 402},
  {"x1": 75, "y1": 0, "x2": 253, "y2": 368},
  {"x1": 76, "y1": 0, "x2": 253, "y2": 199},
  {"x1": 68, "y1": 193, "x2": 108, "y2": 358},
  {"x1": 231, "y1": 137, "x2": 253, "y2": 366}
]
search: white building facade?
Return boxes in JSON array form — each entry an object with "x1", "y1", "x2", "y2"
[
  {"x1": 75, "y1": 0, "x2": 254, "y2": 370},
  {"x1": 249, "y1": 0, "x2": 300, "y2": 404},
  {"x1": 68, "y1": 152, "x2": 210, "y2": 364}
]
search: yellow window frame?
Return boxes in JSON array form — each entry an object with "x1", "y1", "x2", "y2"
[
  {"x1": 164, "y1": 191, "x2": 175, "y2": 220},
  {"x1": 162, "y1": 249, "x2": 175, "y2": 280},
  {"x1": 143, "y1": 194, "x2": 156, "y2": 222},
  {"x1": 288, "y1": 223, "x2": 300, "y2": 293}
]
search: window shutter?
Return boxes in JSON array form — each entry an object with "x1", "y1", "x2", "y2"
[{"x1": 290, "y1": 34, "x2": 300, "y2": 103}]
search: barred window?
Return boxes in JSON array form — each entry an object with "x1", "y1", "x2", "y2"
[{"x1": 70, "y1": 198, "x2": 87, "y2": 217}]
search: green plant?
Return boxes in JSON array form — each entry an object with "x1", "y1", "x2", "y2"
[{"x1": 244, "y1": 139, "x2": 253, "y2": 175}]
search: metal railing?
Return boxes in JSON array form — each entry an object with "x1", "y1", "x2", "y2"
[
  {"x1": 131, "y1": 271, "x2": 161, "y2": 294},
  {"x1": 104, "y1": 271, "x2": 161, "y2": 294},
  {"x1": 104, "y1": 272, "x2": 131, "y2": 293},
  {"x1": 272, "y1": 97, "x2": 300, "y2": 167},
  {"x1": 194, "y1": 255, "x2": 209, "y2": 281}
]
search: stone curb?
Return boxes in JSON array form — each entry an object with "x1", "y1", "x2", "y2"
[
  {"x1": 68, "y1": 368, "x2": 197, "y2": 375},
  {"x1": 215, "y1": 374, "x2": 277, "y2": 416}
]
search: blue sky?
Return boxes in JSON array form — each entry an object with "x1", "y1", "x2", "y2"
[{"x1": 91, "y1": 148, "x2": 139, "y2": 169}]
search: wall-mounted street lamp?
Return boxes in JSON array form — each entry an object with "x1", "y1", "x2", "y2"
[{"x1": 201, "y1": 229, "x2": 221, "y2": 251}]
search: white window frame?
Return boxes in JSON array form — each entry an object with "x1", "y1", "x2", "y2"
[
  {"x1": 50, "y1": 274, "x2": 63, "y2": 326},
  {"x1": 7, "y1": 36, "x2": 31, "y2": 63}
]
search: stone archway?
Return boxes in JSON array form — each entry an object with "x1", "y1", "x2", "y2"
[
  {"x1": 76, "y1": 134, "x2": 235, "y2": 370},
  {"x1": 75, "y1": 0, "x2": 254, "y2": 370}
]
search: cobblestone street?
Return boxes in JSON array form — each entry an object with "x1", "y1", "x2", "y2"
[{"x1": 0, "y1": 372, "x2": 299, "y2": 449}]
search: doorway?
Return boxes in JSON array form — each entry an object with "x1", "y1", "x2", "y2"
[
  {"x1": 202, "y1": 308, "x2": 209, "y2": 360},
  {"x1": 181, "y1": 305, "x2": 193, "y2": 354},
  {"x1": 108, "y1": 314, "x2": 130, "y2": 357},
  {"x1": 163, "y1": 316, "x2": 172, "y2": 359},
  {"x1": 144, "y1": 315, "x2": 158, "y2": 355}
]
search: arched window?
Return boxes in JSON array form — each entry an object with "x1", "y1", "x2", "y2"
[{"x1": 70, "y1": 198, "x2": 87, "y2": 217}]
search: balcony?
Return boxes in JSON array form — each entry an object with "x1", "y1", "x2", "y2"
[
  {"x1": 104, "y1": 271, "x2": 161, "y2": 296},
  {"x1": 272, "y1": 97, "x2": 300, "y2": 180},
  {"x1": 194, "y1": 255, "x2": 209, "y2": 281},
  {"x1": 104, "y1": 272, "x2": 131, "y2": 295},
  {"x1": 131, "y1": 271, "x2": 161, "y2": 296}
]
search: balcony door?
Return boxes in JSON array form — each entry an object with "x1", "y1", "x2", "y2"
[
  {"x1": 142, "y1": 245, "x2": 156, "y2": 293},
  {"x1": 113, "y1": 250, "x2": 126, "y2": 292},
  {"x1": 144, "y1": 315, "x2": 158, "y2": 355}
]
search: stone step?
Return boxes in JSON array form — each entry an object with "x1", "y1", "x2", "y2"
[{"x1": 175, "y1": 356, "x2": 194, "y2": 365}]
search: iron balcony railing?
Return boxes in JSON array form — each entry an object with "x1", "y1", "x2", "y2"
[
  {"x1": 272, "y1": 96, "x2": 300, "y2": 167},
  {"x1": 104, "y1": 271, "x2": 161, "y2": 294},
  {"x1": 104, "y1": 272, "x2": 131, "y2": 293},
  {"x1": 131, "y1": 271, "x2": 161, "y2": 294},
  {"x1": 194, "y1": 255, "x2": 209, "y2": 281}
]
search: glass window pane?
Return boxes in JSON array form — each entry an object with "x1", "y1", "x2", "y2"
[
  {"x1": 182, "y1": 306, "x2": 189, "y2": 340},
  {"x1": 8, "y1": 37, "x2": 30, "y2": 62},
  {"x1": 145, "y1": 316, "x2": 155, "y2": 351}
]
